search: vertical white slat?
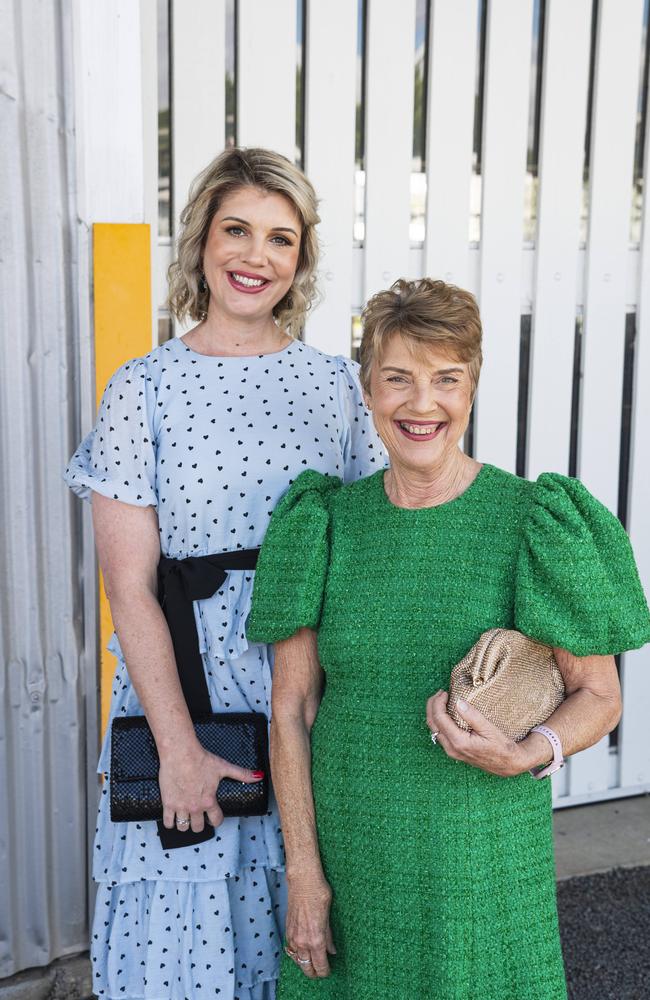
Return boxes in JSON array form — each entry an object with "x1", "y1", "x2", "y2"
[
  {"x1": 237, "y1": 0, "x2": 296, "y2": 160},
  {"x1": 363, "y1": 0, "x2": 417, "y2": 300},
  {"x1": 303, "y1": 0, "x2": 358, "y2": 355},
  {"x1": 569, "y1": 0, "x2": 644, "y2": 800},
  {"x1": 474, "y1": 0, "x2": 534, "y2": 472},
  {"x1": 579, "y1": 0, "x2": 644, "y2": 511},
  {"x1": 171, "y1": 0, "x2": 226, "y2": 228},
  {"x1": 139, "y1": 0, "x2": 159, "y2": 340},
  {"x1": 620, "y1": 61, "x2": 650, "y2": 791},
  {"x1": 567, "y1": 735, "x2": 612, "y2": 800},
  {"x1": 73, "y1": 0, "x2": 144, "y2": 224},
  {"x1": 527, "y1": 0, "x2": 592, "y2": 480},
  {"x1": 424, "y1": 0, "x2": 479, "y2": 288}
]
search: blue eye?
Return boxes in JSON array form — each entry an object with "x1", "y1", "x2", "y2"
[
  {"x1": 271, "y1": 235, "x2": 292, "y2": 246},
  {"x1": 227, "y1": 226, "x2": 246, "y2": 237}
]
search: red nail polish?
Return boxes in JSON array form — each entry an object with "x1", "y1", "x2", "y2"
[{"x1": 252, "y1": 770, "x2": 265, "y2": 780}]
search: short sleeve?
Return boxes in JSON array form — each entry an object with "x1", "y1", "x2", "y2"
[
  {"x1": 335, "y1": 356, "x2": 386, "y2": 482},
  {"x1": 64, "y1": 359, "x2": 157, "y2": 507},
  {"x1": 515, "y1": 473, "x2": 650, "y2": 655},
  {"x1": 247, "y1": 470, "x2": 341, "y2": 643}
]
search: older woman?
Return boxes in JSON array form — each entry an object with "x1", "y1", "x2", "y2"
[
  {"x1": 65, "y1": 147, "x2": 383, "y2": 1000},
  {"x1": 247, "y1": 278, "x2": 650, "y2": 999}
]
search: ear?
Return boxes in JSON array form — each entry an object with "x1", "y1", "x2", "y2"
[{"x1": 362, "y1": 390, "x2": 372, "y2": 411}]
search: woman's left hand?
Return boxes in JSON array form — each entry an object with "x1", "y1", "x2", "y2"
[{"x1": 426, "y1": 690, "x2": 524, "y2": 777}]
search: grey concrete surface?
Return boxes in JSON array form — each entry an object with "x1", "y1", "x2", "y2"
[
  {"x1": 0, "y1": 956, "x2": 92, "y2": 1000},
  {"x1": 554, "y1": 793, "x2": 650, "y2": 880}
]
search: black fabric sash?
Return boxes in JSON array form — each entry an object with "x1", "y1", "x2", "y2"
[{"x1": 155, "y1": 549, "x2": 260, "y2": 849}]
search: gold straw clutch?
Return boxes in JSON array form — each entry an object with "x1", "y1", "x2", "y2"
[{"x1": 447, "y1": 629, "x2": 565, "y2": 742}]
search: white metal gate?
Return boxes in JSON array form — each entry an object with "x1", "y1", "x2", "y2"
[{"x1": 140, "y1": 0, "x2": 650, "y2": 807}]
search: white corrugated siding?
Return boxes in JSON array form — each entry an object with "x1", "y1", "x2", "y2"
[{"x1": 0, "y1": 0, "x2": 99, "y2": 978}]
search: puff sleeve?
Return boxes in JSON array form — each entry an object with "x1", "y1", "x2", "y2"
[
  {"x1": 515, "y1": 473, "x2": 650, "y2": 655},
  {"x1": 247, "y1": 470, "x2": 341, "y2": 643},
  {"x1": 335, "y1": 356, "x2": 386, "y2": 482},
  {"x1": 64, "y1": 359, "x2": 157, "y2": 507}
]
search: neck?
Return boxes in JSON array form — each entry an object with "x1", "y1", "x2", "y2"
[
  {"x1": 184, "y1": 303, "x2": 291, "y2": 357},
  {"x1": 385, "y1": 451, "x2": 481, "y2": 509}
]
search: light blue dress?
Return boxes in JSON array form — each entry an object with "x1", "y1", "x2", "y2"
[{"x1": 65, "y1": 336, "x2": 384, "y2": 1000}]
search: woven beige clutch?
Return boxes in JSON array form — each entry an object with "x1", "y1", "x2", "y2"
[{"x1": 447, "y1": 629, "x2": 565, "y2": 742}]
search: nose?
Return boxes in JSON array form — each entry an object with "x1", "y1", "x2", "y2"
[
  {"x1": 242, "y1": 236, "x2": 268, "y2": 268},
  {"x1": 409, "y1": 380, "x2": 440, "y2": 415}
]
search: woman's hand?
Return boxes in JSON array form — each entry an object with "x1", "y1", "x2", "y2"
[
  {"x1": 426, "y1": 690, "x2": 525, "y2": 777},
  {"x1": 158, "y1": 740, "x2": 264, "y2": 832},
  {"x1": 284, "y1": 875, "x2": 336, "y2": 979}
]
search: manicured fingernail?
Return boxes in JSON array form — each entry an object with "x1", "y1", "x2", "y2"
[
  {"x1": 252, "y1": 771, "x2": 265, "y2": 780},
  {"x1": 457, "y1": 700, "x2": 468, "y2": 711}
]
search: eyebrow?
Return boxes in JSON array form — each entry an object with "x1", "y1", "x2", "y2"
[
  {"x1": 221, "y1": 215, "x2": 299, "y2": 237},
  {"x1": 380, "y1": 365, "x2": 465, "y2": 375}
]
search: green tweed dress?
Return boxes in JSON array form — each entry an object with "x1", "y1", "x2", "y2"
[{"x1": 247, "y1": 464, "x2": 650, "y2": 1000}]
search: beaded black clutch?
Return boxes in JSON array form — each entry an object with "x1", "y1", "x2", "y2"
[{"x1": 110, "y1": 712, "x2": 269, "y2": 822}]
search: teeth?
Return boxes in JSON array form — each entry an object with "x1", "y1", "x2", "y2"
[
  {"x1": 232, "y1": 272, "x2": 266, "y2": 288},
  {"x1": 400, "y1": 422, "x2": 440, "y2": 436}
]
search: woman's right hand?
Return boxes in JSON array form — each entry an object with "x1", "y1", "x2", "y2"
[
  {"x1": 284, "y1": 876, "x2": 336, "y2": 978},
  {"x1": 158, "y1": 740, "x2": 264, "y2": 832}
]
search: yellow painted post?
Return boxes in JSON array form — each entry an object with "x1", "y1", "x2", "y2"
[{"x1": 93, "y1": 223, "x2": 153, "y2": 734}]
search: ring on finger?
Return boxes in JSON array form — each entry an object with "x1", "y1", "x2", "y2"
[
  {"x1": 176, "y1": 816, "x2": 190, "y2": 828},
  {"x1": 284, "y1": 946, "x2": 296, "y2": 959},
  {"x1": 430, "y1": 731, "x2": 439, "y2": 745},
  {"x1": 296, "y1": 956, "x2": 312, "y2": 966}
]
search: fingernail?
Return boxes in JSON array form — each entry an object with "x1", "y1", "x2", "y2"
[
  {"x1": 252, "y1": 770, "x2": 265, "y2": 780},
  {"x1": 457, "y1": 700, "x2": 468, "y2": 711}
]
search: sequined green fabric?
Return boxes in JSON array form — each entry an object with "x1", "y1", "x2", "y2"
[{"x1": 248, "y1": 464, "x2": 650, "y2": 1000}]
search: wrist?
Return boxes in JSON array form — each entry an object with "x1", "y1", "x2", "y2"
[
  {"x1": 286, "y1": 861, "x2": 327, "y2": 887},
  {"x1": 156, "y1": 727, "x2": 203, "y2": 762},
  {"x1": 511, "y1": 731, "x2": 553, "y2": 775}
]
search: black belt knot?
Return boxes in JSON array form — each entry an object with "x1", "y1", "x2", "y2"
[{"x1": 157, "y1": 550, "x2": 260, "y2": 717}]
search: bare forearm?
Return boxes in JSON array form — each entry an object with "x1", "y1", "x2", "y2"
[
  {"x1": 271, "y1": 713, "x2": 324, "y2": 883},
  {"x1": 271, "y1": 629, "x2": 326, "y2": 885},
  {"x1": 108, "y1": 588, "x2": 198, "y2": 758},
  {"x1": 516, "y1": 686, "x2": 621, "y2": 772}
]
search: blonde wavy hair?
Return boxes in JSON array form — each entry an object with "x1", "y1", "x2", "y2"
[
  {"x1": 360, "y1": 278, "x2": 483, "y2": 397},
  {"x1": 167, "y1": 147, "x2": 320, "y2": 337}
]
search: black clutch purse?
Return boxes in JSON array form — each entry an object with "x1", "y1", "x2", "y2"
[{"x1": 110, "y1": 712, "x2": 269, "y2": 822}]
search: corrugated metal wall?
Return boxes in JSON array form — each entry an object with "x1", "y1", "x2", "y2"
[{"x1": 0, "y1": 0, "x2": 99, "y2": 978}]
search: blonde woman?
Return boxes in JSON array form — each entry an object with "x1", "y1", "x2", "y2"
[{"x1": 65, "y1": 147, "x2": 383, "y2": 1000}]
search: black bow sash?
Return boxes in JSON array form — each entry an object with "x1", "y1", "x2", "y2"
[{"x1": 155, "y1": 549, "x2": 260, "y2": 849}]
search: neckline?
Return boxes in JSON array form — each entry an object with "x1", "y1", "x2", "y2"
[
  {"x1": 376, "y1": 462, "x2": 492, "y2": 513},
  {"x1": 170, "y1": 335, "x2": 296, "y2": 362}
]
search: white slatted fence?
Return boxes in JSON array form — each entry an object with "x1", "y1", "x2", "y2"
[{"x1": 145, "y1": 0, "x2": 650, "y2": 808}]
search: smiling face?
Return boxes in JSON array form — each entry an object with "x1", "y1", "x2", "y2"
[
  {"x1": 202, "y1": 186, "x2": 302, "y2": 326},
  {"x1": 365, "y1": 333, "x2": 474, "y2": 477}
]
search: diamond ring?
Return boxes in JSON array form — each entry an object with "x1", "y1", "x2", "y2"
[{"x1": 430, "y1": 731, "x2": 439, "y2": 745}]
